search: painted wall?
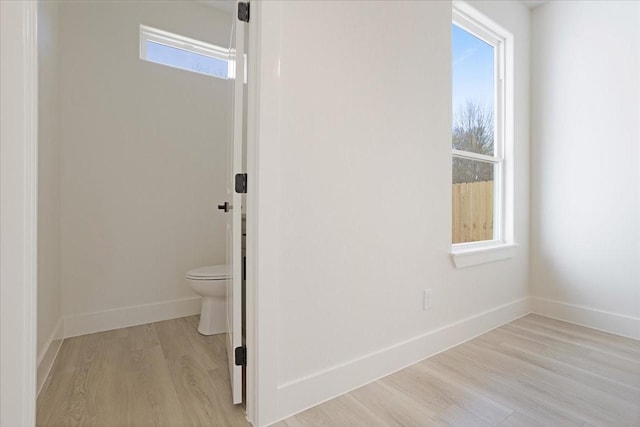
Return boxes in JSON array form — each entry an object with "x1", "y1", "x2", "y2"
[
  {"x1": 252, "y1": 0, "x2": 531, "y2": 422},
  {"x1": 1, "y1": 2, "x2": 38, "y2": 423},
  {"x1": 531, "y1": 1, "x2": 640, "y2": 334},
  {"x1": 38, "y1": 0, "x2": 62, "y2": 360},
  {"x1": 58, "y1": 2, "x2": 231, "y2": 324}
]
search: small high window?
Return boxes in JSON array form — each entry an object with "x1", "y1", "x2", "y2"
[
  {"x1": 139, "y1": 25, "x2": 231, "y2": 79},
  {"x1": 452, "y1": 4, "x2": 513, "y2": 251}
]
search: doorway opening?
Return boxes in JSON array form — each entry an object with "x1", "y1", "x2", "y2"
[{"x1": 34, "y1": 0, "x2": 251, "y2": 424}]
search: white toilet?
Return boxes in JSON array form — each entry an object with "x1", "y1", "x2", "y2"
[{"x1": 186, "y1": 265, "x2": 230, "y2": 335}]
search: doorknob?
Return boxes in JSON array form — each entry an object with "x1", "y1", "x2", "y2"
[{"x1": 217, "y1": 202, "x2": 231, "y2": 213}]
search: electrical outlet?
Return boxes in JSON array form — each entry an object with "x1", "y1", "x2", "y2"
[{"x1": 423, "y1": 289, "x2": 433, "y2": 310}]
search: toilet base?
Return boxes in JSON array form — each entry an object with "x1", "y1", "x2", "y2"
[{"x1": 197, "y1": 296, "x2": 226, "y2": 336}]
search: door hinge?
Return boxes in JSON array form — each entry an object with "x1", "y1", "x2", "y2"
[
  {"x1": 235, "y1": 173, "x2": 247, "y2": 193},
  {"x1": 235, "y1": 346, "x2": 247, "y2": 366},
  {"x1": 242, "y1": 255, "x2": 246, "y2": 281},
  {"x1": 238, "y1": 2, "x2": 250, "y2": 23}
]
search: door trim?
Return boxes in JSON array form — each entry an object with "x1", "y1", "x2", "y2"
[
  {"x1": 0, "y1": 1, "x2": 39, "y2": 424},
  {"x1": 245, "y1": 1, "x2": 281, "y2": 425}
]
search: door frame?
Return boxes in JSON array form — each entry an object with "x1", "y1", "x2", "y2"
[
  {"x1": 244, "y1": 1, "x2": 281, "y2": 425},
  {"x1": 0, "y1": 1, "x2": 39, "y2": 425},
  {"x1": 0, "y1": 1, "x2": 281, "y2": 426}
]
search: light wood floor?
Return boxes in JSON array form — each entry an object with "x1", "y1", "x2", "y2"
[
  {"x1": 277, "y1": 315, "x2": 640, "y2": 427},
  {"x1": 38, "y1": 314, "x2": 640, "y2": 427},
  {"x1": 37, "y1": 316, "x2": 249, "y2": 427}
]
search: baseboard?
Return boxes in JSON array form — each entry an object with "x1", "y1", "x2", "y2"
[
  {"x1": 276, "y1": 297, "x2": 531, "y2": 421},
  {"x1": 531, "y1": 297, "x2": 640, "y2": 340},
  {"x1": 37, "y1": 319, "x2": 64, "y2": 396},
  {"x1": 63, "y1": 296, "x2": 202, "y2": 338}
]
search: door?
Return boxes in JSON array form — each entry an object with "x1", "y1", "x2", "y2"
[{"x1": 225, "y1": 4, "x2": 246, "y2": 405}]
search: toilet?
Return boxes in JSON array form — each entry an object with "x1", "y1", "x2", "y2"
[{"x1": 186, "y1": 265, "x2": 230, "y2": 335}]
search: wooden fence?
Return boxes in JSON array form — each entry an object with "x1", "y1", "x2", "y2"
[{"x1": 452, "y1": 180, "x2": 493, "y2": 244}]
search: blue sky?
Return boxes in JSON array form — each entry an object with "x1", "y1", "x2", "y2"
[
  {"x1": 452, "y1": 24, "x2": 494, "y2": 115},
  {"x1": 146, "y1": 41, "x2": 228, "y2": 78}
]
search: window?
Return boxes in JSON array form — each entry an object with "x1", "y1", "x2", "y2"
[
  {"x1": 451, "y1": 3, "x2": 515, "y2": 265},
  {"x1": 139, "y1": 25, "x2": 231, "y2": 79}
]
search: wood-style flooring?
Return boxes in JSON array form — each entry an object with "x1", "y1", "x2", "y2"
[
  {"x1": 37, "y1": 316, "x2": 249, "y2": 427},
  {"x1": 38, "y1": 314, "x2": 640, "y2": 427},
  {"x1": 277, "y1": 315, "x2": 640, "y2": 427}
]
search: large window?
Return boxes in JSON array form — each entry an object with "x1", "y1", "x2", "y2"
[{"x1": 452, "y1": 5, "x2": 511, "y2": 251}]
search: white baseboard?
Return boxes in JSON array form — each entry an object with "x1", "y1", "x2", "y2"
[
  {"x1": 37, "y1": 298, "x2": 202, "y2": 394},
  {"x1": 531, "y1": 297, "x2": 640, "y2": 340},
  {"x1": 37, "y1": 319, "x2": 64, "y2": 396},
  {"x1": 276, "y1": 297, "x2": 531, "y2": 421},
  {"x1": 63, "y1": 296, "x2": 202, "y2": 338}
]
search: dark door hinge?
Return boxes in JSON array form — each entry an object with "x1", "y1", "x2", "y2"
[
  {"x1": 235, "y1": 173, "x2": 247, "y2": 194},
  {"x1": 242, "y1": 255, "x2": 246, "y2": 281},
  {"x1": 238, "y1": 2, "x2": 250, "y2": 23},
  {"x1": 235, "y1": 346, "x2": 247, "y2": 366}
]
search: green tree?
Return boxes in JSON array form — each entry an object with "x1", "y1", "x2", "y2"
[{"x1": 452, "y1": 101, "x2": 494, "y2": 184}]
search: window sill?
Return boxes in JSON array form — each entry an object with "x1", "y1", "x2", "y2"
[{"x1": 451, "y1": 243, "x2": 518, "y2": 268}]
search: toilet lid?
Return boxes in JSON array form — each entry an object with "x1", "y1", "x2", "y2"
[{"x1": 186, "y1": 265, "x2": 230, "y2": 280}]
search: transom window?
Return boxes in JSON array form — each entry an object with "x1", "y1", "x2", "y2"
[
  {"x1": 452, "y1": 5, "x2": 511, "y2": 249},
  {"x1": 139, "y1": 25, "x2": 232, "y2": 79}
]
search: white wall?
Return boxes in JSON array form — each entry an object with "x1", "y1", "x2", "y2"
[
  {"x1": 37, "y1": 0, "x2": 64, "y2": 391},
  {"x1": 58, "y1": 1, "x2": 231, "y2": 332},
  {"x1": 252, "y1": 1, "x2": 531, "y2": 423},
  {"x1": 531, "y1": 1, "x2": 640, "y2": 338},
  {"x1": 0, "y1": 2, "x2": 38, "y2": 423}
]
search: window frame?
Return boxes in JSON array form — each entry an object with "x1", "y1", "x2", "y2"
[
  {"x1": 451, "y1": 2, "x2": 516, "y2": 266},
  {"x1": 139, "y1": 24, "x2": 233, "y2": 79}
]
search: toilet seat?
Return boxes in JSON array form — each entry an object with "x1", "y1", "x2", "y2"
[{"x1": 186, "y1": 265, "x2": 229, "y2": 281}]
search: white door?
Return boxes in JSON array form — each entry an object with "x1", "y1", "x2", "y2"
[{"x1": 225, "y1": 6, "x2": 246, "y2": 405}]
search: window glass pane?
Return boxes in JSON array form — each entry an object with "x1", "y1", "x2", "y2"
[
  {"x1": 145, "y1": 40, "x2": 228, "y2": 78},
  {"x1": 452, "y1": 24, "x2": 495, "y2": 155},
  {"x1": 452, "y1": 157, "x2": 494, "y2": 244}
]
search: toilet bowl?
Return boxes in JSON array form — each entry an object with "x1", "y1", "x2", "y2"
[{"x1": 186, "y1": 265, "x2": 230, "y2": 335}]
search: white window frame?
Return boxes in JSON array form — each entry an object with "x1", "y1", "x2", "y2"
[
  {"x1": 451, "y1": 2, "x2": 516, "y2": 268},
  {"x1": 139, "y1": 24, "x2": 233, "y2": 79}
]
